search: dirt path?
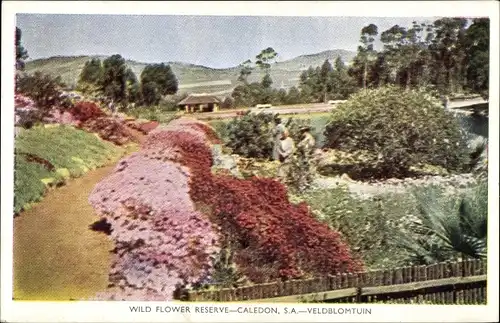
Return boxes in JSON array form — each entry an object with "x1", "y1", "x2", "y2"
[
  {"x1": 13, "y1": 165, "x2": 117, "y2": 300},
  {"x1": 13, "y1": 125, "x2": 147, "y2": 301}
]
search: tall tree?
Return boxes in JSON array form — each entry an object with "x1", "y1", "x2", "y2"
[
  {"x1": 401, "y1": 22, "x2": 430, "y2": 89},
  {"x1": 255, "y1": 47, "x2": 278, "y2": 90},
  {"x1": 261, "y1": 73, "x2": 273, "y2": 89},
  {"x1": 330, "y1": 57, "x2": 357, "y2": 99},
  {"x1": 140, "y1": 63, "x2": 178, "y2": 105},
  {"x1": 358, "y1": 24, "x2": 379, "y2": 89},
  {"x1": 255, "y1": 47, "x2": 278, "y2": 73},
  {"x1": 125, "y1": 68, "x2": 141, "y2": 104},
  {"x1": 286, "y1": 86, "x2": 302, "y2": 104},
  {"x1": 299, "y1": 66, "x2": 323, "y2": 103},
  {"x1": 320, "y1": 59, "x2": 333, "y2": 102},
  {"x1": 237, "y1": 59, "x2": 253, "y2": 84},
  {"x1": 79, "y1": 58, "x2": 103, "y2": 84},
  {"x1": 429, "y1": 18, "x2": 468, "y2": 93},
  {"x1": 15, "y1": 27, "x2": 29, "y2": 70},
  {"x1": 380, "y1": 24, "x2": 408, "y2": 86},
  {"x1": 464, "y1": 18, "x2": 489, "y2": 98},
  {"x1": 100, "y1": 54, "x2": 128, "y2": 104},
  {"x1": 77, "y1": 58, "x2": 104, "y2": 95}
]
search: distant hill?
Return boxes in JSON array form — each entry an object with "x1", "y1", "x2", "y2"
[
  {"x1": 274, "y1": 49, "x2": 356, "y2": 71},
  {"x1": 24, "y1": 49, "x2": 355, "y2": 95}
]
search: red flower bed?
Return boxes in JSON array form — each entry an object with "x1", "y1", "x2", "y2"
[
  {"x1": 80, "y1": 117, "x2": 133, "y2": 146},
  {"x1": 126, "y1": 120, "x2": 160, "y2": 135},
  {"x1": 70, "y1": 101, "x2": 104, "y2": 122}
]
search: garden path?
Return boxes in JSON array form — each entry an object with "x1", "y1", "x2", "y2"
[{"x1": 13, "y1": 125, "x2": 146, "y2": 300}]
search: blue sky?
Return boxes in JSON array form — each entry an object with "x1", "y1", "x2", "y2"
[{"x1": 17, "y1": 14, "x2": 437, "y2": 68}]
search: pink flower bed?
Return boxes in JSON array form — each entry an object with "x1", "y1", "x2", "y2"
[
  {"x1": 89, "y1": 125, "x2": 220, "y2": 300},
  {"x1": 47, "y1": 109, "x2": 80, "y2": 125},
  {"x1": 14, "y1": 94, "x2": 36, "y2": 110}
]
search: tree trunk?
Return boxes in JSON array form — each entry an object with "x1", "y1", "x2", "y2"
[
  {"x1": 448, "y1": 68, "x2": 454, "y2": 94},
  {"x1": 406, "y1": 69, "x2": 412, "y2": 90},
  {"x1": 363, "y1": 62, "x2": 368, "y2": 89}
]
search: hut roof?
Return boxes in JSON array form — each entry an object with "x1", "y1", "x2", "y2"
[{"x1": 178, "y1": 94, "x2": 222, "y2": 105}]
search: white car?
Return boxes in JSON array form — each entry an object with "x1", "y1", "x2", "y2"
[
  {"x1": 327, "y1": 100, "x2": 346, "y2": 105},
  {"x1": 254, "y1": 104, "x2": 272, "y2": 109}
]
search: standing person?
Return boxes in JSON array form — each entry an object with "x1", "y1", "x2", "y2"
[
  {"x1": 278, "y1": 129, "x2": 295, "y2": 163},
  {"x1": 272, "y1": 115, "x2": 286, "y2": 161},
  {"x1": 296, "y1": 126, "x2": 317, "y2": 190},
  {"x1": 277, "y1": 129, "x2": 295, "y2": 180},
  {"x1": 297, "y1": 126, "x2": 316, "y2": 155},
  {"x1": 108, "y1": 99, "x2": 116, "y2": 116}
]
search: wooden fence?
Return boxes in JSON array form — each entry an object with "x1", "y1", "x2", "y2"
[{"x1": 186, "y1": 259, "x2": 487, "y2": 304}]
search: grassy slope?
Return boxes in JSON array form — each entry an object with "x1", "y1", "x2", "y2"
[
  {"x1": 14, "y1": 125, "x2": 125, "y2": 213},
  {"x1": 24, "y1": 49, "x2": 355, "y2": 93}
]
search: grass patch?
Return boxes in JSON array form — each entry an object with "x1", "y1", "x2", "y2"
[
  {"x1": 126, "y1": 106, "x2": 180, "y2": 124},
  {"x1": 14, "y1": 125, "x2": 124, "y2": 214},
  {"x1": 295, "y1": 187, "x2": 416, "y2": 269}
]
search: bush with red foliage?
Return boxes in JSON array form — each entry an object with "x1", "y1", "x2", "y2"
[
  {"x1": 126, "y1": 120, "x2": 160, "y2": 135},
  {"x1": 80, "y1": 117, "x2": 133, "y2": 146},
  {"x1": 70, "y1": 101, "x2": 104, "y2": 122}
]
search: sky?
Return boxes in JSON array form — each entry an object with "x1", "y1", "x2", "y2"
[{"x1": 16, "y1": 14, "x2": 438, "y2": 69}]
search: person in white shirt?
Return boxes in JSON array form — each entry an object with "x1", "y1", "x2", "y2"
[{"x1": 272, "y1": 116, "x2": 286, "y2": 160}]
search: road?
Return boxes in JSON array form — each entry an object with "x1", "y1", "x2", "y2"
[
  {"x1": 193, "y1": 98, "x2": 488, "y2": 120},
  {"x1": 196, "y1": 103, "x2": 338, "y2": 120},
  {"x1": 447, "y1": 97, "x2": 488, "y2": 109}
]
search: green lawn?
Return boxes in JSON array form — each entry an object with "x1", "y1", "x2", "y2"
[{"x1": 14, "y1": 125, "x2": 125, "y2": 213}]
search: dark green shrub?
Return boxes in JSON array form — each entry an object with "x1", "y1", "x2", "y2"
[
  {"x1": 16, "y1": 72, "x2": 67, "y2": 117},
  {"x1": 396, "y1": 180, "x2": 487, "y2": 265},
  {"x1": 323, "y1": 86, "x2": 469, "y2": 178},
  {"x1": 225, "y1": 112, "x2": 275, "y2": 159},
  {"x1": 225, "y1": 112, "x2": 312, "y2": 159}
]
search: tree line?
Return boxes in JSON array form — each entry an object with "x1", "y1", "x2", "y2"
[
  {"x1": 76, "y1": 55, "x2": 179, "y2": 108},
  {"x1": 16, "y1": 17, "x2": 489, "y2": 112},
  {"x1": 232, "y1": 17, "x2": 489, "y2": 107},
  {"x1": 349, "y1": 18, "x2": 489, "y2": 97},
  {"x1": 15, "y1": 26, "x2": 181, "y2": 111}
]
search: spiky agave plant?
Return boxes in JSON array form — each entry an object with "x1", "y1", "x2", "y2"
[{"x1": 397, "y1": 181, "x2": 487, "y2": 265}]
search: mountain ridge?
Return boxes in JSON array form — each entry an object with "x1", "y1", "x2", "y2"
[{"x1": 24, "y1": 49, "x2": 356, "y2": 95}]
